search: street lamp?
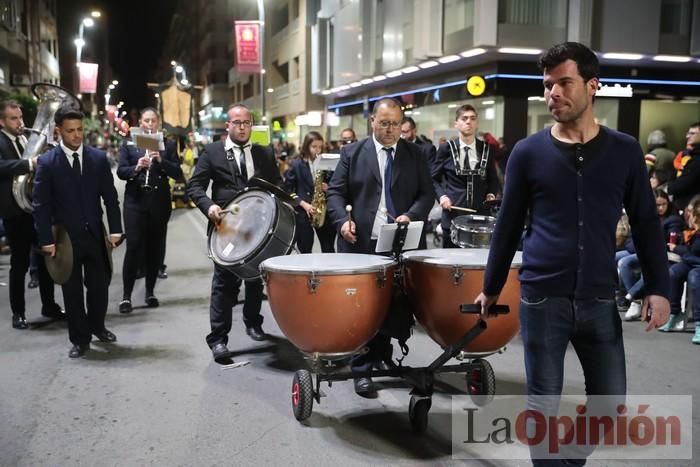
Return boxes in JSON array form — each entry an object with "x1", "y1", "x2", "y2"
[
  {"x1": 256, "y1": 0, "x2": 266, "y2": 123},
  {"x1": 75, "y1": 17, "x2": 95, "y2": 65}
]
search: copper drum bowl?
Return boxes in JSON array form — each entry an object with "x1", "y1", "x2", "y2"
[
  {"x1": 402, "y1": 248, "x2": 522, "y2": 354},
  {"x1": 260, "y1": 253, "x2": 396, "y2": 357}
]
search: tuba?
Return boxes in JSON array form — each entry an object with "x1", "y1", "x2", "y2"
[
  {"x1": 310, "y1": 169, "x2": 327, "y2": 228},
  {"x1": 12, "y1": 83, "x2": 82, "y2": 212}
]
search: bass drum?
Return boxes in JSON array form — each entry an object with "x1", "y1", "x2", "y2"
[
  {"x1": 208, "y1": 188, "x2": 295, "y2": 280},
  {"x1": 402, "y1": 248, "x2": 522, "y2": 354},
  {"x1": 260, "y1": 253, "x2": 396, "y2": 358}
]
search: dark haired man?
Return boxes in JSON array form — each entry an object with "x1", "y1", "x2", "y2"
[
  {"x1": 432, "y1": 104, "x2": 500, "y2": 248},
  {"x1": 117, "y1": 107, "x2": 182, "y2": 313},
  {"x1": 474, "y1": 42, "x2": 670, "y2": 465},
  {"x1": 0, "y1": 100, "x2": 64, "y2": 328},
  {"x1": 338, "y1": 127, "x2": 357, "y2": 149},
  {"x1": 33, "y1": 107, "x2": 123, "y2": 358}
]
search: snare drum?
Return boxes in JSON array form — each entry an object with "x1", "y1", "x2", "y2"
[
  {"x1": 402, "y1": 248, "x2": 521, "y2": 354},
  {"x1": 450, "y1": 215, "x2": 496, "y2": 248},
  {"x1": 208, "y1": 188, "x2": 295, "y2": 280},
  {"x1": 260, "y1": 253, "x2": 396, "y2": 357}
]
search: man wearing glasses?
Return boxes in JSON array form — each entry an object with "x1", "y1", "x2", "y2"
[
  {"x1": 338, "y1": 127, "x2": 357, "y2": 149},
  {"x1": 188, "y1": 104, "x2": 287, "y2": 362},
  {"x1": 327, "y1": 98, "x2": 434, "y2": 397}
]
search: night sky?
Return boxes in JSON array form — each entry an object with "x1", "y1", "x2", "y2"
[{"x1": 56, "y1": 0, "x2": 177, "y2": 112}]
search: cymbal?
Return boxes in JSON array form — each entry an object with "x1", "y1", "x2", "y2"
[{"x1": 45, "y1": 225, "x2": 73, "y2": 285}]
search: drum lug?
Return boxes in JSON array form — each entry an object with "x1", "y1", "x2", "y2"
[
  {"x1": 308, "y1": 271, "x2": 320, "y2": 293},
  {"x1": 376, "y1": 272, "x2": 386, "y2": 288},
  {"x1": 452, "y1": 266, "x2": 464, "y2": 285}
]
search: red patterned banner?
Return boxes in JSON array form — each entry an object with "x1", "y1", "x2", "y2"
[
  {"x1": 234, "y1": 21, "x2": 261, "y2": 73},
  {"x1": 78, "y1": 62, "x2": 99, "y2": 94}
]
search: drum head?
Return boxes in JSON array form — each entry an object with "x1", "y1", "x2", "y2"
[
  {"x1": 402, "y1": 248, "x2": 522, "y2": 268},
  {"x1": 451, "y1": 214, "x2": 496, "y2": 230},
  {"x1": 210, "y1": 190, "x2": 276, "y2": 265},
  {"x1": 260, "y1": 253, "x2": 396, "y2": 274}
]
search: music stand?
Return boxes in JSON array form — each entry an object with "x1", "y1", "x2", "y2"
[{"x1": 375, "y1": 221, "x2": 424, "y2": 257}]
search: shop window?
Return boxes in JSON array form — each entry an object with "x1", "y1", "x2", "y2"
[
  {"x1": 444, "y1": 0, "x2": 474, "y2": 35},
  {"x1": 660, "y1": 0, "x2": 691, "y2": 35},
  {"x1": 498, "y1": 0, "x2": 567, "y2": 28}
]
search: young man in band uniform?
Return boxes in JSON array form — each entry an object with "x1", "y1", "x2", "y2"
[
  {"x1": 33, "y1": 107, "x2": 123, "y2": 358},
  {"x1": 188, "y1": 104, "x2": 291, "y2": 361},
  {"x1": 431, "y1": 104, "x2": 500, "y2": 248}
]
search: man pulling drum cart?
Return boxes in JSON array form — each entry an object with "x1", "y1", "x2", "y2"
[{"x1": 187, "y1": 104, "x2": 297, "y2": 362}]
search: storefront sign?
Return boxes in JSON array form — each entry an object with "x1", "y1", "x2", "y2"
[{"x1": 234, "y1": 21, "x2": 261, "y2": 73}]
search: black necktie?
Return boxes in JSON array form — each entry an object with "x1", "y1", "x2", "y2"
[
  {"x1": 383, "y1": 147, "x2": 396, "y2": 222},
  {"x1": 72, "y1": 153, "x2": 81, "y2": 177},
  {"x1": 462, "y1": 146, "x2": 470, "y2": 171},
  {"x1": 15, "y1": 137, "x2": 24, "y2": 157},
  {"x1": 236, "y1": 145, "x2": 249, "y2": 180}
]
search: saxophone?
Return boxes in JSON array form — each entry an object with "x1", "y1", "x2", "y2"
[{"x1": 310, "y1": 169, "x2": 327, "y2": 228}]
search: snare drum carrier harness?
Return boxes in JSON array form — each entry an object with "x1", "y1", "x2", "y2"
[{"x1": 447, "y1": 139, "x2": 490, "y2": 209}]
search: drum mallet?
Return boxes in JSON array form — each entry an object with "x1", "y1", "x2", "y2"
[
  {"x1": 450, "y1": 206, "x2": 477, "y2": 214},
  {"x1": 220, "y1": 204, "x2": 241, "y2": 216},
  {"x1": 381, "y1": 207, "x2": 398, "y2": 223}
]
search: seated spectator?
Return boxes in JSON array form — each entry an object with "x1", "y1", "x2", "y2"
[
  {"x1": 621, "y1": 190, "x2": 683, "y2": 320},
  {"x1": 660, "y1": 195, "x2": 700, "y2": 344}
]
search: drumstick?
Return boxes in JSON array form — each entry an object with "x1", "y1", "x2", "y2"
[
  {"x1": 449, "y1": 206, "x2": 477, "y2": 214},
  {"x1": 345, "y1": 204, "x2": 353, "y2": 224},
  {"x1": 220, "y1": 204, "x2": 241, "y2": 216},
  {"x1": 381, "y1": 207, "x2": 398, "y2": 223}
]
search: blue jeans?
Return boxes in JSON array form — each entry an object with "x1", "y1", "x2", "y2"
[
  {"x1": 688, "y1": 268, "x2": 700, "y2": 322},
  {"x1": 520, "y1": 296, "x2": 626, "y2": 466},
  {"x1": 617, "y1": 254, "x2": 644, "y2": 299}
]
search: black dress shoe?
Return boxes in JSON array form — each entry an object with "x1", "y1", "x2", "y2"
[
  {"x1": 354, "y1": 377, "x2": 377, "y2": 398},
  {"x1": 158, "y1": 265, "x2": 168, "y2": 279},
  {"x1": 145, "y1": 295, "x2": 159, "y2": 308},
  {"x1": 245, "y1": 326, "x2": 266, "y2": 341},
  {"x1": 12, "y1": 314, "x2": 28, "y2": 330},
  {"x1": 211, "y1": 343, "x2": 231, "y2": 361},
  {"x1": 68, "y1": 343, "x2": 90, "y2": 358},
  {"x1": 27, "y1": 277, "x2": 39, "y2": 289},
  {"x1": 119, "y1": 300, "x2": 132, "y2": 314},
  {"x1": 41, "y1": 304, "x2": 65, "y2": 320},
  {"x1": 93, "y1": 329, "x2": 117, "y2": 342}
]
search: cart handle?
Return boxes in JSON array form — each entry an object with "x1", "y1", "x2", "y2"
[{"x1": 460, "y1": 304, "x2": 510, "y2": 315}]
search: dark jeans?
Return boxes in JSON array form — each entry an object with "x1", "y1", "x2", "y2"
[
  {"x1": 206, "y1": 263, "x2": 264, "y2": 348},
  {"x1": 4, "y1": 213, "x2": 57, "y2": 318},
  {"x1": 669, "y1": 262, "x2": 698, "y2": 316},
  {"x1": 519, "y1": 296, "x2": 626, "y2": 466}
]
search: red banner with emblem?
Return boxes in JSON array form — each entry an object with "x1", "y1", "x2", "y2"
[
  {"x1": 78, "y1": 62, "x2": 99, "y2": 93},
  {"x1": 234, "y1": 21, "x2": 261, "y2": 73}
]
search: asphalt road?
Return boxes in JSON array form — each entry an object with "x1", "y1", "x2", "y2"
[{"x1": 0, "y1": 185, "x2": 697, "y2": 466}]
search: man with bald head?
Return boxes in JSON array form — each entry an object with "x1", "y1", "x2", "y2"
[{"x1": 327, "y1": 98, "x2": 434, "y2": 396}]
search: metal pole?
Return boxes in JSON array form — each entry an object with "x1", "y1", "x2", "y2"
[
  {"x1": 257, "y1": 0, "x2": 265, "y2": 123},
  {"x1": 76, "y1": 22, "x2": 84, "y2": 64}
]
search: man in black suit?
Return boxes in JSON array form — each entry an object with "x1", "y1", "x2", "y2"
[
  {"x1": 326, "y1": 98, "x2": 434, "y2": 396},
  {"x1": 188, "y1": 104, "x2": 289, "y2": 362},
  {"x1": 0, "y1": 100, "x2": 63, "y2": 329},
  {"x1": 432, "y1": 104, "x2": 500, "y2": 248},
  {"x1": 117, "y1": 107, "x2": 182, "y2": 313},
  {"x1": 33, "y1": 107, "x2": 123, "y2": 358}
]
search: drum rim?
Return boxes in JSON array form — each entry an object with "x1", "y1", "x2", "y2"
[
  {"x1": 208, "y1": 189, "x2": 286, "y2": 266},
  {"x1": 261, "y1": 263, "x2": 397, "y2": 275}
]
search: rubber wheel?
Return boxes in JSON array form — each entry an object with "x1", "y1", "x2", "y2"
[
  {"x1": 292, "y1": 369, "x2": 314, "y2": 421},
  {"x1": 408, "y1": 395, "x2": 431, "y2": 434},
  {"x1": 466, "y1": 358, "x2": 496, "y2": 406}
]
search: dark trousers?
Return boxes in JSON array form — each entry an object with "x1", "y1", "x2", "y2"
[
  {"x1": 4, "y1": 213, "x2": 57, "y2": 317},
  {"x1": 122, "y1": 205, "x2": 169, "y2": 299},
  {"x1": 62, "y1": 230, "x2": 110, "y2": 345},
  {"x1": 294, "y1": 210, "x2": 336, "y2": 253},
  {"x1": 206, "y1": 263, "x2": 264, "y2": 348},
  {"x1": 519, "y1": 296, "x2": 626, "y2": 466},
  {"x1": 442, "y1": 225, "x2": 459, "y2": 249}
]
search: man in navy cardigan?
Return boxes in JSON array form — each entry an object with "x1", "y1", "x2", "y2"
[
  {"x1": 33, "y1": 107, "x2": 122, "y2": 358},
  {"x1": 475, "y1": 43, "x2": 670, "y2": 464}
]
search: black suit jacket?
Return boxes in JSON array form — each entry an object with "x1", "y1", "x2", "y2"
[
  {"x1": 32, "y1": 145, "x2": 122, "y2": 246},
  {"x1": 284, "y1": 157, "x2": 315, "y2": 204},
  {"x1": 117, "y1": 139, "x2": 183, "y2": 211},
  {"x1": 187, "y1": 140, "x2": 283, "y2": 216},
  {"x1": 432, "y1": 139, "x2": 500, "y2": 227},
  {"x1": 326, "y1": 137, "x2": 435, "y2": 253},
  {"x1": 0, "y1": 131, "x2": 31, "y2": 219}
]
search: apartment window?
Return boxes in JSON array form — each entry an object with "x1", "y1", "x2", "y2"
[
  {"x1": 444, "y1": 0, "x2": 474, "y2": 35},
  {"x1": 271, "y1": 3, "x2": 289, "y2": 35},
  {"x1": 292, "y1": 56, "x2": 300, "y2": 80},
  {"x1": 660, "y1": 0, "x2": 691, "y2": 35},
  {"x1": 0, "y1": 0, "x2": 17, "y2": 31},
  {"x1": 498, "y1": 0, "x2": 567, "y2": 28}
]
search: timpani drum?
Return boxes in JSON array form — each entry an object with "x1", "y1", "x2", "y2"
[
  {"x1": 402, "y1": 248, "x2": 522, "y2": 354},
  {"x1": 450, "y1": 215, "x2": 496, "y2": 248},
  {"x1": 260, "y1": 253, "x2": 396, "y2": 357},
  {"x1": 208, "y1": 188, "x2": 295, "y2": 280}
]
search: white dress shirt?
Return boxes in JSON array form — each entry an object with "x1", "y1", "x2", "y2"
[
  {"x1": 224, "y1": 137, "x2": 254, "y2": 181},
  {"x1": 2, "y1": 129, "x2": 31, "y2": 171},
  {"x1": 371, "y1": 136, "x2": 397, "y2": 240},
  {"x1": 60, "y1": 142, "x2": 84, "y2": 175}
]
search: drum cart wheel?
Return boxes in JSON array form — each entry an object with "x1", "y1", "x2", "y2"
[
  {"x1": 466, "y1": 358, "x2": 495, "y2": 406},
  {"x1": 292, "y1": 369, "x2": 314, "y2": 421},
  {"x1": 408, "y1": 395, "x2": 432, "y2": 434}
]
